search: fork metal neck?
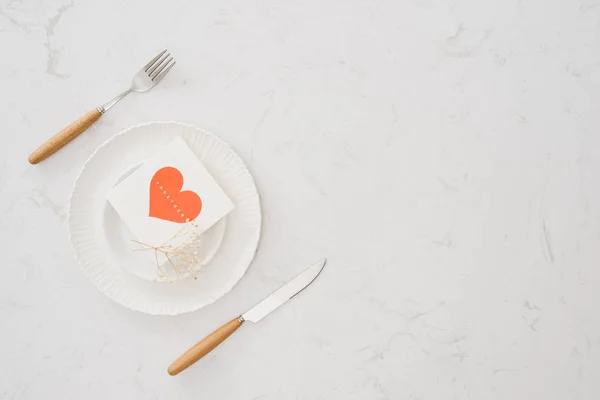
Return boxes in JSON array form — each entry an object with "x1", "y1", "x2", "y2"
[{"x1": 98, "y1": 89, "x2": 132, "y2": 114}]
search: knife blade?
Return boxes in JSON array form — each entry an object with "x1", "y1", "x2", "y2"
[
  {"x1": 168, "y1": 258, "x2": 327, "y2": 375},
  {"x1": 242, "y1": 258, "x2": 326, "y2": 323}
]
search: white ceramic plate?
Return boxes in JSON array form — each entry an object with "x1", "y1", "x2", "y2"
[{"x1": 69, "y1": 122, "x2": 261, "y2": 315}]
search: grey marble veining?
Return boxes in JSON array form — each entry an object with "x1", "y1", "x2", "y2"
[{"x1": 1, "y1": 0, "x2": 600, "y2": 398}]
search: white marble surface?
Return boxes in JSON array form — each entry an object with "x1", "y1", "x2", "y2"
[{"x1": 1, "y1": 0, "x2": 600, "y2": 398}]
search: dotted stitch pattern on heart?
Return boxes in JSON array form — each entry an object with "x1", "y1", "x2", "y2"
[{"x1": 149, "y1": 166, "x2": 202, "y2": 223}]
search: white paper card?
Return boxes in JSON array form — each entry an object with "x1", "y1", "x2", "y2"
[{"x1": 107, "y1": 137, "x2": 234, "y2": 252}]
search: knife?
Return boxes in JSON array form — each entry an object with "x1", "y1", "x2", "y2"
[{"x1": 167, "y1": 258, "x2": 327, "y2": 375}]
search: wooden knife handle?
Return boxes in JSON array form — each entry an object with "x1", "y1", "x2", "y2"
[
  {"x1": 28, "y1": 109, "x2": 102, "y2": 164},
  {"x1": 168, "y1": 317, "x2": 244, "y2": 376}
]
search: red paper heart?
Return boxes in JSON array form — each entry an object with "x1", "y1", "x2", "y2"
[{"x1": 149, "y1": 167, "x2": 202, "y2": 223}]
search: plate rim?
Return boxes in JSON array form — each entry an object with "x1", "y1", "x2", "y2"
[{"x1": 68, "y1": 121, "x2": 262, "y2": 315}]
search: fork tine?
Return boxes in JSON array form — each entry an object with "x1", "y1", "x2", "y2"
[
  {"x1": 147, "y1": 52, "x2": 170, "y2": 76},
  {"x1": 144, "y1": 49, "x2": 167, "y2": 72},
  {"x1": 152, "y1": 60, "x2": 176, "y2": 82},
  {"x1": 151, "y1": 57, "x2": 173, "y2": 80}
]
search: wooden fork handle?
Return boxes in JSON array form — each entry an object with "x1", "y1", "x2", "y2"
[
  {"x1": 168, "y1": 317, "x2": 244, "y2": 376},
  {"x1": 28, "y1": 109, "x2": 102, "y2": 164}
]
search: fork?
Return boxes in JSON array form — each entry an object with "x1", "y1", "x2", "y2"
[{"x1": 28, "y1": 50, "x2": 176, "y2": 164}]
